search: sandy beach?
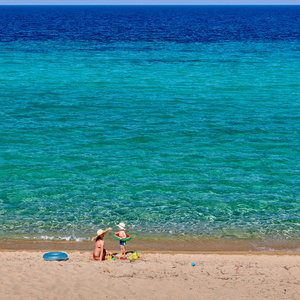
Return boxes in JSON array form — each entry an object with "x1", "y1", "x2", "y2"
[{"x1": 1, "y1": 250, "x2": 299, "y2": 300}]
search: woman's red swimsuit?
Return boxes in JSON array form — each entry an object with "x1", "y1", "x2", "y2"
[{"x1": 93, "y1": 246, "x2": 101, "y2": 260}]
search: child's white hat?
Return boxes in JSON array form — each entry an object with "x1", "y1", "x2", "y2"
[{"x1": 117, "y1": 222, "x2": 125, "y2": 230}]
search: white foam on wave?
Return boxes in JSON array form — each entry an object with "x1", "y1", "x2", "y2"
[
  {"x1": 249, "y1": 242, "x2": 300, "y2": 253},
  {"x1": 22, "y1": 235, "x2": 88, "y2": 242}
]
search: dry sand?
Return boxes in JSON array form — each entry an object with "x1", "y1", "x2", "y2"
[{"x1": 0, "y1": 251, "x2": 299, "y2": 300}]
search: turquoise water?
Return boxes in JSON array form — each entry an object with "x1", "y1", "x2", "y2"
[{"x1": 0, "y1": 6, "x2": 299, "y2": 249}]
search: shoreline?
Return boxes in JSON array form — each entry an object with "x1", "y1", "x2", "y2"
[{"x1": 1, "y1": 237, "x2": 299, "y2": 253}]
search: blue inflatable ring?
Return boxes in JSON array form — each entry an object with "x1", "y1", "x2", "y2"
[{"x1": 43, "y1": 252, "x2": 68, "y2": 261}]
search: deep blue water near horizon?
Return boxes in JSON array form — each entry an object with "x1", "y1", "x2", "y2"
[{"x1": 0, "y1": 6, "x2": 299, "y2": 250}]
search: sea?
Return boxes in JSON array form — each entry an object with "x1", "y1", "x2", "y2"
[{"x1": 0, "y1": 5, "x2": 299, "y2": 251}]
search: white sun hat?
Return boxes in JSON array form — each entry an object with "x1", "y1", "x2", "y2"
[{"x1": 117, "y1": 222, "x2": 125, "y2": 230}]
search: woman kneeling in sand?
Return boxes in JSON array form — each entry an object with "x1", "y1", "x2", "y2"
[{"x1": 91, "y1": 228, "x2": 112, "y2": 261}]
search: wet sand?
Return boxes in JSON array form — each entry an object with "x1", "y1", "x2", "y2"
[{"x1": 1, "y1": 236, "x2": 300, "y2": 252}]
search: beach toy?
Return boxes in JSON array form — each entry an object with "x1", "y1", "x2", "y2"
[
  {"x1": 133, "y1": 250, "x2": 138, "y2": 259},
  {"x1": 128, "y1": 256, "x2": 133, "y2": 261},
  {"x1": 114, "y1": 233, "x2": 131, "y2": 242},
  {"x1": 120, "y1": 257, "x2": 127, "y2": 260},
  {"x1": 191, "y1": 263, "x2": 196, "y2": 267},
  {"x1": 43, "y1": 252, "x2": 68, "y2": 261}
]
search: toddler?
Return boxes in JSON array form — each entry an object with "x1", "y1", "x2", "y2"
[{"x1": 117, "y1": 222, "x2": 127, "y2": 256}]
